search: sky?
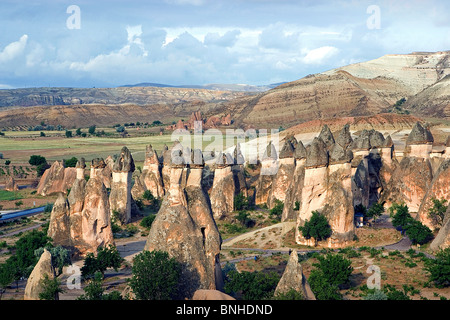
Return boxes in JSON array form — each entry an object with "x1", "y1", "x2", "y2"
[{"x1": 0, "y1": 0, "x2": 449, "y2": 88}]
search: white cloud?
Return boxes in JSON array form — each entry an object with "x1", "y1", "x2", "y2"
[
  {"x1": 0, "y1": 34, "x2": 28, "y2": 63},
  {"x1": 302, "y1": 46, "x2": 339, "y2": 65}
]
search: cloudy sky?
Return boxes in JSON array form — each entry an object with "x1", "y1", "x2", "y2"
[{"x1": 0, "y1": 0, "x2": 449, "y2": 88}]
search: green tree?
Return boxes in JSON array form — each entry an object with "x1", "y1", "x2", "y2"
[
  {"x1": 0, "y1": 262, "x2": 15, "y2": 300},
  {"x1": 65, "y1": 130, "x2": 72, "y2": 138},
  {"x1": 142, "y1": 190, "x2": 154, "y2": 201},
  {"x1": 140, "y1": 215, "x2": 156, "y2": 229},
  {"x1": 75, "y1": 128, "x2": 82, "y2": 136},
  {"x1": 367, "y1": 201, "x2": 385, "y2": 222},
  {"x1": 40, "y1": 132, "x2": 46, "y2": 137},
  {"x1": 36, "y1": 162, "x2": 50, "y2": 177},
  {"x1": 390, "y1": 203, "x2": 412, "y2": 229},
  {"x1": 8, "y1": 230, "x2": 52, "y2": 278},
  {"x1": 28, "y1": 155, "x2": 47, "y2": 166},
  {"x1": 224, "y1": 270, "x2": 280, "y2": 300},
  {"x1": 88, "y1": 125, "x2": 96, "y2": 135},
  {"x1": 427, "y1": 198, "x2": 448, "y2": 228},
  {"x1": 404, "y1": 219, "x2": 433, "y2": 245},
  {"x1": 35, "y1": 246, "x2": 71, "y2": 277},
  {"x1": 425, "y1": 248, "x2": 450, "y2": 288},
  {"x1": 77, "y1": 272, "x2": 124, "y2": 300},
  {"x1": 234, "y1": 192, "x2": 249, "y2": 211},
  {"x1": 269, "y1": 199, "x2": 284, "y2": 220},
  {"x1": 308, "y1": 253, "x2": 353, "y2": 300},
  {"x1": 64, "y1": 157, "x2": 78, "y2": 168},
  {"x1": 299, "y1": 211, "x2": 332, "y2": 245},
  {"x1": 235, "y1": 210, "x2": 252, "y2": 227},
  {"x1": 128, "y1": 250, "x2": 181, "y2": 300},
  {"x1": 81, "y1": 245, "x2": 124, "y2": 279},
  {"x1": 38, "y1": 274, "x2": 64, "y2": 300}
]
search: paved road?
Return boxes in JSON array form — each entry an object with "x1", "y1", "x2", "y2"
[{"x1": 0, "y1": 206, "x2": 45, "y2": 222}]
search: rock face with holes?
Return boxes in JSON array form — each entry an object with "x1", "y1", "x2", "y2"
[
  {"x1": 109, "y1": 146, "x2": 135, "y2": 224},
  {"x1": 144, "y1": 149, "x2": 223, "y2": 299},
  {"x1": 274, "y1": 250, "x2": 316, "y2": 300},
  {"x1": 268, "y1": 138, "x2": 296, "y2": 209},
  {"x1": 210, "y1": 153, "x2": 235, "y2": 219},
  {"x1": 351, "y1": 129, "x2": 385, "y2": 209},
  {"x1": 430, "y1": 203, "x2": 450, "y2": 251},
  {"x1": 37, "y1": 160, "x2": 77, "y2": 196},
  {"x1": 255, "y1": 141, "x2": 278, "y2": 206},
  {"x1": 24, "y1": 249, "x2": 56, "y2": 300},
  {"x1": 382, "y1": 122, "x2": 434, "y2": 213},
  {"x1": 296, "y1": 126, "x2": 355, "y2": 248},
  {"x1": 282, "y1": 140, "x2": 307, "y2": 222},
  {"x1": 131, "y1": 144, "x2": 165, "y2": 200},
  {"x1": 416, "y1": 158, "x2": 450, "y2": 229},
  {"x1": 48, "y1": 158, "x2": 114, "y2": 258}
]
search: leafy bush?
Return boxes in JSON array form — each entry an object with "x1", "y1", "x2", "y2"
[
  {"x1": 224, "y1": 270, "x2": 280, "y2": 300},
  {"x1": 64, "y1": 157, "x2": 78, "y2": 168},
  {"x1": 425, "y1": 248, "x2": 450, "y2": 288},
  {"x1": 367, "y1": 201, "x2": 385, "y2": 222},
  {"x1": 404, "y1": 219, "x2": 433, "y2": 245},
  {"x1": 269, "y1": 199, "x2": 284, "y2": 220},
  {"x1": 427, "y1": 198, "x2": 448, "y2": 228},
  {"x1": 234, "y1": 192, "x2": 249, "y2": 211},
  {"x1": 81, "y1": 245, "x2": 124, "y2": 279},
  {"x1": 28, "y1": 155, "x2": 47, "y2": 166},
  {"x1": 140, "y1": 215, "x2": 156, "y2": 229}
]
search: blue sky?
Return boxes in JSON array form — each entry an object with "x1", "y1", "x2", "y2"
[{"x1": 0, "y1": 0, "x2": 449, "y2": 88}]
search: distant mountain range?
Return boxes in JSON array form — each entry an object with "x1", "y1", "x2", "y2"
[
  {"x1": 119, "y1": 82, "x2": 284, "y2": 92},
  {"x1": 1, "y1": 51, "x2": 449, "y2": 129}
]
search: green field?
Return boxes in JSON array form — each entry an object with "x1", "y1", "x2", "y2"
[{"x1": 0, "y1": 127, "x2": 256, "y2": 165}]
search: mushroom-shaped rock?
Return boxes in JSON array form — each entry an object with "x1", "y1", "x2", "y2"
[
  {"x1": 329, "y1": 143, "x2": 353, "y2": 165},
  {"x1": 274, "y1": 250, "x2": 316, "y2": 300},
  {"x1": 294, "y1": 140, "x2": 307, "y2": 160},
  {"x1": 318, "y1": 125, "x2": 335, "y2": 149},
  {"x1": 406, "y1": 122, "x2": 434, "y2": 145},
  {"x1": 335, "y1": 124, "x2": 353, "y2": 149},
  {"x1": 279, "y1": 139, "x2": 295, "y2": 159},
  {"x1": 305, "y1": 137, "x2": 328, "y2": 168}
]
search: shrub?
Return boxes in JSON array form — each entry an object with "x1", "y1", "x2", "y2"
[
  {"x1": 234, "y1": 192, "x2": 249, "y2": 211},
  {"x1": 367, "y1": 201, "x2": 385, "y2": 222},
  {"x1": 427, "y1": 198, "x2": 448, "y2": 228},
  {"x1": 235, "y1": 210, "x2": 254, "y2": 228},
  {"x1": 38, "y1": 274, "x2": 64, "y2": 300},
  {"x1": 142, "y1": 190, "x2": 154, "y2": 201},
  {"x1": 404, "y1": 219, "x2": 433, "y2": 245},
  {"x1": 28, "y1": 155, "x2": 47, "y2": 166},
  {"x1": 64, "y1": 157, "x2": 78, "y2": 168},
  {"x1": 224, "y1": 270, "x2": 280, "y2": 300},
  {"x1": 269, "y1": 199, "x2": 284, "y2": 220},
  {"x1": 140, "y1": 215, "x2": 156, "y2": 229},
  {"x1": 81, "y1": 245, "x2": 124, "y2": 279},
  {"x1": 425, "y1": 248, "x2": 450, "y2": 288},
  {"x1": 4, "y1": 160, "x2": 10, "y2": 166},
  {"x1": 88, "y1": 125, "x2": 96, "y2": 135},
  {"x1": 65, "y1": 130, "x2": 72, "y2": 138}
]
